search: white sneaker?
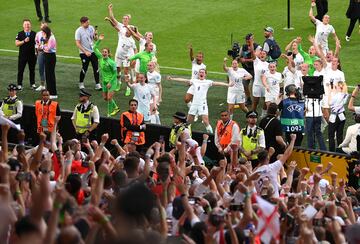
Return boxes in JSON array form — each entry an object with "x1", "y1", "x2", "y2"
[
  {"x1": 35, "y1": 85, "x2": 45, "y2": 91},
  {"x1": 194, "y1": 114, "x2": 199, "y2": 122},
  {"x1": 79, "y1": 83, "x2": 85, "y2": 89},
  {"x1": 95, "y1": 83, "x2": 102, "y2": 90},
  {"x1": 17, "y1": 85, "x2": 23, "y2": 91},
  {"x1": 345, "y1": 36, "x2": 350, "y2": 42},
  {"x1": 49, "y1": 95, "x2": 58, "y2": 99}
]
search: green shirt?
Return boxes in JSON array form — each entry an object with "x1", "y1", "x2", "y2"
[
  {"x1": 298, "y1": 44, "x2": 319, "y2": 76},
  {"x1": 129, "y1": 51, "x2": 154, "y2": 74},
  {"x1": 94, "y1": 40, "x2": 118, "y2": 87}
]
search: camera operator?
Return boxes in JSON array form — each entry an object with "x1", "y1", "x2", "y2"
[
  {"x1": 278, "y1": 84, "x2": 305, "y2": 146},
  {"x1": 239, "y1": 33, "x2": 261, "y2": 106}
]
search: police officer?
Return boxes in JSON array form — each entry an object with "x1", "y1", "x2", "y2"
[
  {"x1": 0, "y1": 84, "x2": 23, "y2": 123},
  {"x1": 0, "y1": 84, "x2": 23, "y2": 142},
  {"x1": 169, "y1": 112, "x2": 191, "y2": 148},
  {"x1": 278, "y1": 84, "x2": 305, "y2": 146},
  {"x1": 71, "y1": 89, "x2": 99, "y2": 141},
  {"x1": 239, "y1": 111, "x2": 266, "y2": 166}
]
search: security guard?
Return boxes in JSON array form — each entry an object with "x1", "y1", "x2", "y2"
[
  {"x1": 35, "y1": 89, "x2": 61, "y2": 133},
  {"x1": 120, "y1": 99, "x2": 146, "y2": 146},
  {"x1": 71, "y1": 89, "x2": 99, "y2": 140},
  {"x1": 169, "y1": 112, "x2": 191, "y2": 148},
  {"x1": 239, "y1": 111, "x2": 265, "y2": 165},
  {"x1": 0, "y1": 84, "x2": 23, "y2": 124}
]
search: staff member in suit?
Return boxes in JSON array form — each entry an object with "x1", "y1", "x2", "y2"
[
  {"x1": 346, "y1": 0, "x2": 360, "y2": 41},
  {"x1": 15, "y1": 19, "x2": 37, "y2": 91}
]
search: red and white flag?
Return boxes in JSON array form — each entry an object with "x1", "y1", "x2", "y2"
[{"x1": 252, "y1": 194, "x2": 280, "y2": 244}]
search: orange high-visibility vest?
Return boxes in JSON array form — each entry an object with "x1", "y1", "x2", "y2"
[
  {"x1": 35, "y1": 100, "x2": 58, "y2": 133},
  {"x1": 216, "y1": 120, "x2": 237, "y2": 149},
  {"x1": 120, "y1": 111, "x2": 145, "y2": 145}
]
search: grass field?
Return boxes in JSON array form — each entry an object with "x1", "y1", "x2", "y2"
[{"x1": 0, "y1": 0, "x2": 360, "y2": 139}]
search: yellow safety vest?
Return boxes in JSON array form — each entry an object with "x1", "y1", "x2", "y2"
[
  {"x1": 2, "y1": 97, "x2": 19, "y2": 117},
  {"x1": 75, "y1": 103, "x2": 93, "y2": 134},
  {"x1": 240, "y1": 127, "x2": 263, "y2": 160},
  {"x1": 169, "y1": 123, "x2": 191, "y2": 148}
]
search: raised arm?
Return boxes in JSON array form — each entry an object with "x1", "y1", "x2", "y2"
[
  {"x1": 279, "y1": 133, "x2": 296, "y2": 164},
  {"x1": 213, "y1": 81, "x2": 230, "y2": 87},
  {"x1": 188, "y1": 43, "x2": 194, "y2": 62},
  {"x1": 104, "y1": 17, "x2": 120, "y2": 32},
  {"x1": 93, "y1": 35, "x2": 103, "y2": 59},
  {"x1": 223, "y1": 57, "x2": 229, "y2": 72},
  {"x1": 334, "y1": 39, "x2": 341, "y2": 58},
  {"x1": 309, "y1": 2, "x2": 317, "y2": 23},
  {"x1": 285, "y1": 38, "x2": 296, "y2": 52},
  {"x1": 348, "y1": 87, "x2": 359, "y2": 112},
  {"x1": 108, "y1": 4, "x2": 119, "y2": 26},
  {"x1": 167, "y1": 76, "x2": 191, "y2": 84}
]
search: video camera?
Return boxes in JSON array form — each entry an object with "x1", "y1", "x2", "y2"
[{"x1": 227, "y1": 42, "x2": 240, "y2": 60}]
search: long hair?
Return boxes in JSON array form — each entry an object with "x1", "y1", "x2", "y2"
[{"x1": 41, "y1": 26, "x2": 52, "y2": 42}]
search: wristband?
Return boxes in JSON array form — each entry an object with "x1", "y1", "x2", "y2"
[
  {"x1": 53, "y1": 202, "x2": 63, "y2": 210},
  {"x1": 244, "y1": 191, "x2": 251, "y2": 200},
  {"x1": 98, "y1": 172, "x2": 106, "y2": 178},
  {"x1": 180, "y1": 193, "x2": 187, "y2": 198},
  {"x1": 99, "y1": 142, "x2": 105, "y2": 147},
  {"x1": 65, "y1": 159, "x2": 72, "y2": 165},
  {"x1": 203, "y1": 140, "x2": 208, "y2": 143},
  {"x1": 15, "y1": 190, "x2": 22, "y2": 196},
  {"x1": 145, "y1": 154, "x2": 151, "y2": 159},
  {"x1": 100, "y1": 215, "x2": 110, "y2": 225}
]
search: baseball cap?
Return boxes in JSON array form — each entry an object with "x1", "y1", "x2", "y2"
[{"x1": 264, "y1": 26, "x2": 274, "y2": 33}]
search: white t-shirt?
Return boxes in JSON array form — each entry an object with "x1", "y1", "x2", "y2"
[
  {"x1": 191, "y1": 59, "x2": 206, "y2": 79},
  {"x1": 315, "y1": 19, "x2": 335, "y2": 51},
  {"x1": 139, "y1": 38, "x2": 157, "y2": 54},
  {"x1": 282, "y1": 66, "x2": 296, "y2": 88},
  {"x1": 326, "y1": 69, "x2": 345, "y2": 86},
  {"x1": 116, "y1": 22, "x2": 127, "y2": 36},
  {"x1": 264, "y1": 71, "x2": 282, "y2": 96},
  {"x1": 253, "y1": 57, "x2": 269, "y2": 86},
  {"x1": 147, "y1": 70, "x2": 161, "y2": 97},
  {"x1": 189, "y1": 79, "x2": 213, "y2": 105},
  {"x1": 132, "y1": 83, "x2": 154, "y2": 120},
  {"x1": 254, "y1": 160, "x2": 282, "y2": 198},
  {"x1": 293, "y1": 53, "x2": 304, "y2": 70},
  {"x1": 115, "y1": 33, "x2": 136, "y2": 59},
  {"x1": 227, "y1": 67, "x2": 250, "y2": 92}
]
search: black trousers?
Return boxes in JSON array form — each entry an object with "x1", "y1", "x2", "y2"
[
  {"x1": 346, "y1": 18, "x2": 360, "y2": 37},
  {"x1": 79, "y1": 53, "x2": 99, "y2": 84},
  {"x1": 44, "y1": 52, "x2": 57, "y2": 95},
  {"x1": 315, "y1": 0, "x2": 328, "y2": 20},
  {"x1": 17, "y1": 54, "x2": 36, "y2": 86},
  {"x1": 328, "y1": 116, "x2": 345, "y2": 152},
  {"x1": 34, "y1": 0, "x2": 49, "y2": 18}
]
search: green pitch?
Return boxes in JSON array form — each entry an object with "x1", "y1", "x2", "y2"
[{"x1": 0, "y1": 0, "x2": 359, "y2": 135}]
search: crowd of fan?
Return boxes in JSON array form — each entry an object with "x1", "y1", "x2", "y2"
[{"x1": 4, "y1": 0, "x2": 360, "y2": 243}]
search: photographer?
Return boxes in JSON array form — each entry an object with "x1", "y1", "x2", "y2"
[
  {"x1": 278, "y1": 84, "x2": 305, "y2": 146},
  {"x1": 239, "y1": 33, "x2": 261, "y2": 106}
]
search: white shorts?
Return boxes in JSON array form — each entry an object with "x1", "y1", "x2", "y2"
[
  {"x1": 188, "y1": 104, "x2": 208, "y2": 116},
  {"x1": 252, "y1": 84, "x2": 265, "y2": 98},
  {"x1": 186, "y1": 85, "x2": 195, "y2": 95},
  {"x1": 227, "y1": 90, "x2": 246, "y2": 104},
  {"x1": 115, "y1": 55, "x2": 130, "y2": 68},
  {"x1": 265, "y1": 94, "x2": 278, "y2": 103}
]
